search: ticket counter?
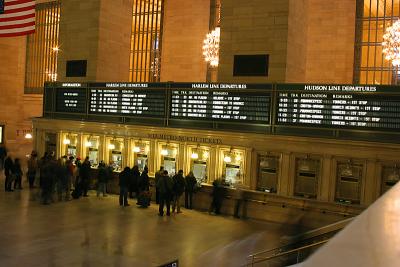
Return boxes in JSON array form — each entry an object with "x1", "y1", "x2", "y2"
[
  {"x1": 83, "y1": 135, "x2": 101, "y2": 166},
  {"x1": 61, "y1": 133, "x2": 79, "y2": 158},
  {"x1": 221, "y1": 148, "x2": 245, "y2": 185},
  {"x1": 131, "y1": 139, "x2": 150, "y2": 172},
  {"x1": 106, "y1": 137, "x2": 124, "y2": 171},
  {"x1": 159, "y1": 143, "x2": 179, "y2": 176},
  {"x1": 188, "y1": 145, "x2": 210, "y2": 184}
]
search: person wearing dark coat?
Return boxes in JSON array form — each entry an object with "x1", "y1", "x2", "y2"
[
  {"x1": 41, "y1": 158, "x2": 56, "y2": 205},
  {"x1": 97, "y1": 161, "x2": 108, "y2": 197},
  {"x1": 119, "y1": 167, "x2": 131, "y2": 206},
  {"x1": 138, "y1": 166, "x2": 150, "y2": 192},
  {"x1": 157, "y1": 170, "x2": 173, "y2": 216},
  {"x1": 27, "y1": 151, "x2": 38, "y2": 188},
  {"x1": 154, "y1": 166, "x2": 164, "y2": 204},
  {"x1": 172, "y1": 170, "x2": 185, "y2": 213},
  {"x1": 0, "y1": 144, "x2": 7, "y2": 171},
  {"x1": 80, "y1": 157, "x2": 91, "y2": 197},
  {"x1": 209, "y1": 177, "x2": 226, "y2": 215},
  {"x1": 129, "y1": 165, "x2": 140, "y2": 199},
  {"x1": 4, "y1": 156, "x2": 14, "y2": 192},
  {"x1": 13, "y1": 158, "x2": 23, "y2": 190},
  {"x1": 185, "y1": 171, "x2": 197, "y2": 209}
]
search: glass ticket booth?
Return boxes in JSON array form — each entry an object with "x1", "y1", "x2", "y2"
[
  {"x1": 189, "y1": 146, "x2": 209, "y2": 184},
  {"x1": 84, "y1": 135, "x2": 100, "y2": 166},
  {"x1": 62, "y1": 133, "x2": 78, "y2": 158},
  {"x1": 381, "y1": 164, "x2": 400, "y2": 194},
  {"x1": 294, "y1": 157, "x2": 320, "y2": 199},
  {"x1": 160, "y1": 144, "x2": 178, "y2": 176},
  {"x1": 45, "y1": 133, "x2": 57, "y2": 155},
  {"x1": 132, "y1": 140, "x2": 150, "y2": 172},
  {"x1": 107, "y1": 137, "x2": 124, "y2": 171},
  {"x1": 257, "y1": 155, "x2": 279, "y2": 193},
  {"x1": 335, "y1": 160, "x2": 363, "y2": 204},
  {"x1": 222, "y1": 149, "x2": 244, "y2": 185}
]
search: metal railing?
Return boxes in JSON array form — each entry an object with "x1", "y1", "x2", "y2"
[{"x1": 244, "y1": 218, "x2": 353, "y2": 267}]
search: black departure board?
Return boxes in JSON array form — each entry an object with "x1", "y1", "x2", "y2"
[
  {"x1": 55, "y1": 84, "x2": 87, "y2": 113},
  {"x1": 170, "y1": 83, "x2": 272, "y2": 123},
  {"x1": 88, "y1": 83, "x2": 166, "y2": 117},
  {"x1": 276, "y1": 84, "x2": 400, "y2": 129}
]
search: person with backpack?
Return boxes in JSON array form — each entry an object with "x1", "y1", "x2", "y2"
[
  {"x1": 172, "y1": 169, "x2": 185, "y2": 213},
  {"x1": 157, "y1": 170, "x2": 173, "y2": 216}
]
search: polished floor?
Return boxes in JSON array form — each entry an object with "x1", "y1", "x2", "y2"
[{"x1": 0, "y1": 175, "x2": 301, "y2": 267}]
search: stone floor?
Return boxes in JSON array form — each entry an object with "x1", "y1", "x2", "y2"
[{"x1": 0, "y1": 175, "x2": 302, "y2": 267}]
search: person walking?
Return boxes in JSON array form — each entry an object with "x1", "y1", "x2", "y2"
[
  {"x1": 119, "y1": 167, "x2": 130, "y2": 206},
  {"x1": 154, "y1": 166, "x2": 164, "y2": 204},
  {"x1": 157, "y1": 170, "x2": 173, "y2": 216},
  {"x1": 80, "y1": 157, "x2": 91, "y2": 197},
  {"x1": 0, "y1": 144, "x2": 7, "y2": 171},
  {"x1": 4, "y1": 155, "x2": 14, "y2": 192},
  {"x1": 13, "y1": 158, "x2": 23, "y2": 190},
  {"x1": 27, "y1": 151, "x2": 38, "y2": 188},
  {"x1": 185, "y1": 171, "x2": 197, "y2": 209},
  {"x1": 172, "y1": 169, "x2": 185, "y2": 213}
]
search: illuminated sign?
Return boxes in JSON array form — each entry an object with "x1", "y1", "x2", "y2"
[
  {"x1": 276, "y1": 84, "x2": 400, "y2": 129},
  {"x1": 170, "y1": 83, "x2": 272, "y2": 123}
]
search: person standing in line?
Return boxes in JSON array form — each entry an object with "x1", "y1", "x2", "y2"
[
  {"x1": 27, "y1": 151, "x2": 38, "y2": 188},
  {"x1": 209, "y1": 176, "x2": 226, "y2": 215},
  {"x1": 66, "y1": 156, "x2": 75, "y2": 193},
  {"x1": 154, "y1": 166, "x2": 164, "y2": 204},
  {"x1": 157, "y1": 170, "x2": 173, "y2": 216},
  {"x1": 119, "y1": 167, "x2": 131, "y2": 206},
  {"x1": 97, "y1": 161, "x2": 108, "y2": 197},
  {"x1": 185, "y1": 171, "x2": 197, "y2": 209},
  {"x1": 0, "y1": 144, "x2": 7, "y2": 171},
  {"x1": 80, "y1": 157, "x2": 91, "y2": 197},
  {"x1": 13, "y1": 158, "x2": 23, "y2": 190},
  {"x1": 172, "y1": 169, "x2": 185, "y2": 213},
  {"x1": 4, "y1": 155, "x2": 14, "y2": 192},
  {"x1": 129, "y1": 165, "x2": 140, "y2": 199},
  {"x1": 138, "y1": 166, "x2": 149, "y2": 194}
]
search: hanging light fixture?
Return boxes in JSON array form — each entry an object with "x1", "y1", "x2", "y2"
[
  {"x1": 108, "y1": 143, "x2": 115, "y2": 150},
  {"x1": 63, "y1": 136, "x2": 71, "y2": 145},
  {"x1": 235, "y1": 154, "x2": 242, "y2": 162},
  {"x1": 202, "y1": 27, "x2": 220, "y2": 67},
  {"x1": 224, "y1": 155, "x2": 232, "y2": 163},
  {"x1": 191, "y1": 151, "x2": 199, "y2": 159},
  {"x1": 203, "y1": 151, "x2": 209, "y2": 159},
  {"x1": 161, "y1": 149, "x2": 168, "y2": 156},
  {"x1": 25, "y1": 133, "x2": 33, "y2": 139},
  {"x1": 383, "y1": 20, "x2": 400, "y2": 66},
  {"x1": 133, "y1": 146, "x2": 141, "y2": 153}
]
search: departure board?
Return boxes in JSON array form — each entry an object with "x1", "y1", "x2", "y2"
[
  {"x1": 276, "y1": 84, "x2": 400, "y2": 129},
  {"x1": 170, "y1": 83, "x2": 272, "y2": 123},
  {"x1": 55, "y1": 84, "x2": 87, "y2": 113},
  {"x1": 88, "y1": 83, "x2": 166, "y2": 117}
]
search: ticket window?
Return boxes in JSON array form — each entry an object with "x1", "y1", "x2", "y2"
[
  {"x1": 84, "y1": 135, "x2": 100, "y2": 166},
  {"x1": 160, "y1": 144, "x2": 178, "y2": 176},
  {"x1": 222, "y1": 150, "x2": 244, "y2": 185},
  {"x1": 335, "y1": 161, "x2": 363, "y2": 204},
  {"x1": 257, "y1": 155, "x2": 279, "y2": 193},
  {"x1": 381, "y1": 165, "x2": 400, "y2": 194},
  {"x1": 132, "y1": 140, "x2": 150, "y2": 172},
  {"x1": 62, "y1": 133, "x2": 78, "y2": 158},
  {"x1": 190, "y1": 147, "x2": 210, "y2": 184},
  {"x1": 45, "y1": 133, "x2": 57, "y2": 156},
  {"x1": 294, "y1": 158, "x2": 320, "y2": 199},
  {"x1": 107, "y1": 138, "x2": 124, "y2": 172}
]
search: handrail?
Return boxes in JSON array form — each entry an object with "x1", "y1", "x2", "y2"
[
  {"x1": 248, "y1": 217, "x2": 352, "y2": 260},
  {"x1": 245, "y1": 239, "x2": 329, "y2": 266}
]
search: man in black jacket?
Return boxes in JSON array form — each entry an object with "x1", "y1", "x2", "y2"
[
  {"x1": 172, "y1": 170, "x2": 185, "y2": 213},
  {"x1": 80, "y1": 157, "x2": 91, "y2": 197},
  {"x1": 119, "y1": 167, "x2": 131, "y2": 206}
]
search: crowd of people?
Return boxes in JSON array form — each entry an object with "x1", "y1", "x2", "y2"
[{"x1": 1, "y1": 148, "x2": 208, "y2": 216}]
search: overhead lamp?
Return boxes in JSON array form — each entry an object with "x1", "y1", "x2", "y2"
[
  {"x1": 203, "y1": 151, "x2": 209, "y2": 159},
  {"x1": 85, "y1": 141, "x2": 92, "y2": 147},
  {"x1": 191, "y1": 152, "x2": 199, "y2": 159},
  {"x1": 224, "y1": 155, "x2": 232, "y2": 163},
  {"x1": 63, "y1": 138, "x2": 71, "y2": 145},
  {"x1": 235, "y1": 154, "x2": 242, "y2": 161},
  {"x1": 25, "y1": 133, "x2": 33, "y2": 139},
  {"x1": 108, "y1": 143, "x2": 115, "y2": 150},
  {"x1": 161, "y1": 149, "x2": 168, "y2": 156},
  {"x1": 133, "y1": 146, "x2": 141, "y2": 153}
]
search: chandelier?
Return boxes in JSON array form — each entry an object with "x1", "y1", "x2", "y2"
[
  {"x1": 202, "y1": 27, "x2": 220, "y2": 67},
  {"x1": 382, "y1": 20, "x2": 400, "y2": 66}
]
